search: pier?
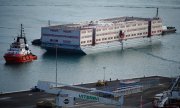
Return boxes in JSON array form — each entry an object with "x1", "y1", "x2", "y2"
[{"x1": 0, "y1": 76, "x2": 172, "y2": 108}]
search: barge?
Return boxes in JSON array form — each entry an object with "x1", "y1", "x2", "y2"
[
  {"x1": 41, "y1": 16, "x2": 163, "y2": 54},
  {"x1": 41, "y1": 7, "x2": 165, "y2": 54}
]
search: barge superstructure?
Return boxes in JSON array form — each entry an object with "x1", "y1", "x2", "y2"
[{"x1": 41, "y1": 16, "x2": 163, "y2": 54}]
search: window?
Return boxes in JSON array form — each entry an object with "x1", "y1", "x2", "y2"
[
  {"x1": 81, "y1": 41, "x2": 86, "y2": 44},
  {"x1": 50, "y1": 39, "x2": 58, "y2": 42},
  {"x1": 153, "y1": 21, "x2": 156, "y2": 24},
  {"x1": 108, "y1": 27, "x2": 113, "y2": 30},
  {"x1": 96, "y1": 29, "x2": 101, "y2": 32},
  {"x1": 115, "y1": 27, "x2": 119, "y2": 29},
  {"x1": 50, "y1": 29, "x2": 58, "y2": 32},
  {"x1": 120, "y1": 26, "x2": 125, "y2": 28},
  {"x1": 158, "y1": 30, "x2": 162, "y2": 32},
  {"x1": 138, "y1": 23, "x2": 142, "y2": 26},
  {"x1": 144, "y1": 22, "x2": 148, "y2": 25},
  {"x1": 88, "y1": 30, "x2": 92, "y2": 33},
  {"x1": 158, "y1": 20, "x2": 162, "y2": 23},
  {"x1": 103, "y1": 28, "x2": 107, "y2": 31},
  {"x1": 81, "y1": 30, "x2": 86, "y2": 34}
]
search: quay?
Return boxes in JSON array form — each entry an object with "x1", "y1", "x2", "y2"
[{"x1": 0, "y1": 76, "x2": 172, "y2": 108}]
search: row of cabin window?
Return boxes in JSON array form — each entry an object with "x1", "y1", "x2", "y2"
[
  {"x1": 152, "y1": 20, "x2": 162, "y2": 24},
  {"x1": 81, "y1": 31, "x2": 119, "y2": 39},
  {"x1": 96, "y1": 26, "x2": 124, "y2": 32},
  {"x1": 50, "y1": 39, "x2": 58, "y2": 42},
  {"x1": 81, "y1": 30, "x2": 92, "y2": 34},
  {"x1": 125, "y1": 30, "x2": 162, "y2": 37},
  {"x1": 81, "y1": 36, "x2": 119, "y2": 44},
  {"x1": 152, "y1": 30, "x2": 162, "y2": 33},
  {"x1": 96, "y1": 36, "x2": 119, "y2": 42},
  {"x1": 126, "y1": 26, "x2": 162, "y2": 32},
  {"x1": 81, "y1": 21, "x2": 161, "y2": 34},
  {"x1": 96, "y1": 31, "x2": 119, "y2": 36},
  {"x1": 126, "y1": 32, "x2": 147, "y2": 37},
  {"x1": 81, "y1": 40, "x2": 92, "y2": 44},
  {"x1": 50, "y1": 29, "x2": 59, "y2": 32},
  {"x1": 157, "y1": 30, "x2": 162, "y2": 32},
  {"x1": 89, "y1": 22, "x2": 151, "y2": 33},
  {"x1": 126, "y1": 22, "x2": 148, "y2": 27},
  {"x1": 81, "y1": 35, "x2": 92, "y2": 39},
  {"x1": 152, "y1": 25, "x2": 162, "y2": 28},
  {"x1": 95, "y1": 23, "x2": 148, "y2": 32},
  {"x1": 127, "y1": 27, "x2": 147, "y2": 32}
]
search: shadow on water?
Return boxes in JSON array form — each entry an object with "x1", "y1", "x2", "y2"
[
  {"x1": 42, "y1": 50, "x2": 85, "y2": 60},
  {"x1": 3, "y1": 62, "x2": 33, "y2": 73},
  {"x1": 41, "y1": 40, "x2": 164, "y2": 63},
  {"x1": 4, "y1": 62, "x2": 32, "y2": 68}
]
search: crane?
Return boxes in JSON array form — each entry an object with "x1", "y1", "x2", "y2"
[{"x1": 153, "y1": 76, "x2": 180, "y2": 107}]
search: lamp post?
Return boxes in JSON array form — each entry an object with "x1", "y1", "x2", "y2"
[
  {"x1": 55, "y1": 44, "x2": 58, "y2": 87},
  {"x1": 103, "y1": 67, "x2": 106, "y2": 81}
]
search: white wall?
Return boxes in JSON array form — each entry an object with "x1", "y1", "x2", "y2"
[{"x1": 41, "y1": 27, "x2": 80, "y2": 46}]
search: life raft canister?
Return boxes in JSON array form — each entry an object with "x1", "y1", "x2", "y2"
[{"x1": 119, "y1": 31, "x2": 125, "y2": 39}]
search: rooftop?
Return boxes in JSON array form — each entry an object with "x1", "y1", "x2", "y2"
[{"x1": 46, "y1": 16, "x2": 160, "y2": 30}]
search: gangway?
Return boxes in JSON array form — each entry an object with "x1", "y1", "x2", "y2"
[
  {"x1": 37, "y1": 81, "x2": 124, "y2": 108},
  {"x1": 153, "y1": 76, "x2": 180, "y2": 108}
]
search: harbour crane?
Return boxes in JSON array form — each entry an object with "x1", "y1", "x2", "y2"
[{"x1": 153, "y1": 76, "x2": 180, "y2": 107}]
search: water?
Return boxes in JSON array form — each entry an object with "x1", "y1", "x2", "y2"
[{"x1": 0, "y1": 0, "x2": 180, "y2": 93}]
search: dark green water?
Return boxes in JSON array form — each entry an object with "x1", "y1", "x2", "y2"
[{"x1": 0, "y1": 0, "x2": 180, "y2": 92}]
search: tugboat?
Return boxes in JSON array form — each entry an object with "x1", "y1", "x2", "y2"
[{"x1": 4, "y1": 24, "x2": 37, "y2": 63}]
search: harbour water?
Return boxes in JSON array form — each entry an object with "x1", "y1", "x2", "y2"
[{"x1": 0, "y1": 0, "x2": 180, "y2": 93}]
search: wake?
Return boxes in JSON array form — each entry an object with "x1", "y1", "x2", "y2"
[{"x1": 129, "y1": 47, "x2": 180, "y2": 64}]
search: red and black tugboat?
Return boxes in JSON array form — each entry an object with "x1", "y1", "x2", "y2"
[{"x1": 4, "y1": 24, "x2": 37, "y2": 63}]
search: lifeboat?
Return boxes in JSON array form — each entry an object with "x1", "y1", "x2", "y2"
[{"x1": 4, "y1": 24, "x2": 37, "y2": 64}]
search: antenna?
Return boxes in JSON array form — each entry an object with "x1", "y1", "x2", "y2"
[
  {"x1": 20, "y1": 24, "x2": 23, "y2": 37},
  {"x1": 48, "y1": 20, "x2": 51, "y2": 26},
  {"x1": 55, "y1": 44, "x2": 58, "y2": 87},
  {"x1": 156, "y1": 8, "x2": 159, "y2": 18}
]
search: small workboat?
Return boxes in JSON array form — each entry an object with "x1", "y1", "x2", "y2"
[
  {"x1": 4, "y1": 24, "x2": 37, "y2": 63},
  {"x1": 162, "y1": 26, "x2": 176, "y2": 35}
]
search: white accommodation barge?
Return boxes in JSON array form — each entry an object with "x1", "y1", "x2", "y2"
[{"x1": 41, "y1": 16, "x2": 163, "y2": 54}]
